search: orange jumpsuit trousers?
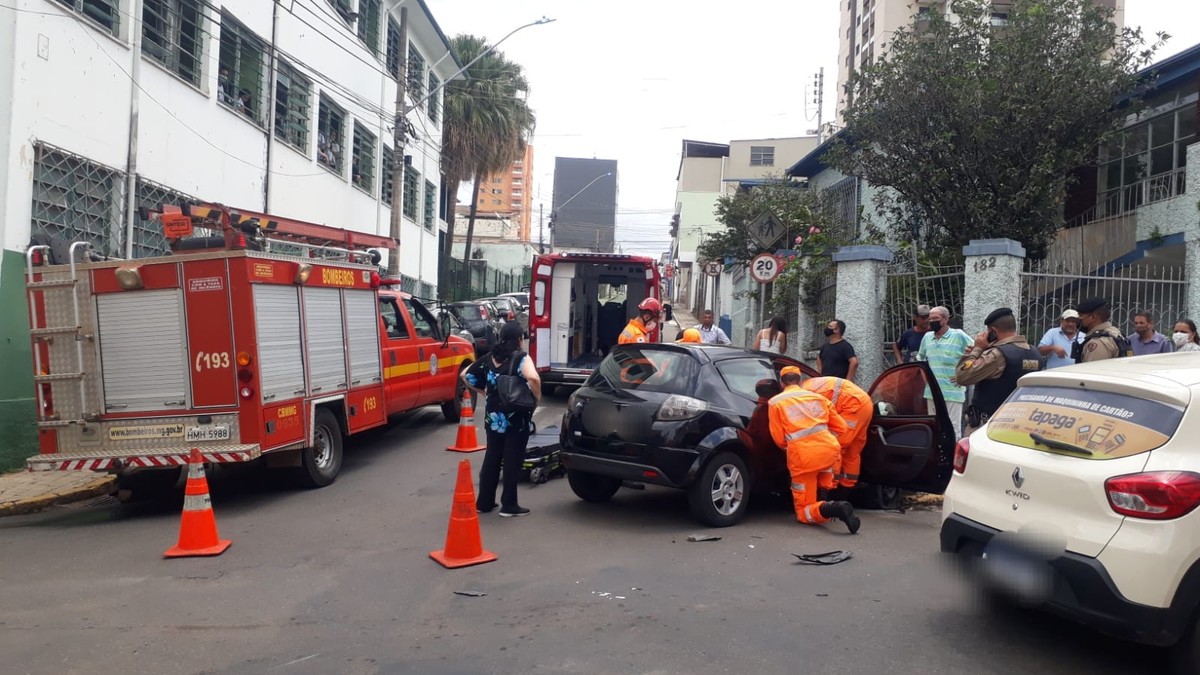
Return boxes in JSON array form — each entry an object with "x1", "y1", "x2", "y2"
[
  {"x1": 768, "y1": 386, "x2": 848, "y2": 525},
  {"x1": 803, "y1": 377, "x2": 873, "y2": 488}
]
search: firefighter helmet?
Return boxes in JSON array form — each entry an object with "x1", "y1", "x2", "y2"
[{"x1": 637, "y1": 298, "x2": 662, "y2": 314}]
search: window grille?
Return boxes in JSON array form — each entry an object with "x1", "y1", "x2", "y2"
[
  {"x1": 381, "y1": 145, "x2": 395, "y2": 205},
  {"x1": 274, "y1": 60, "x2": 312, "y2": 152},
  {"x1": 55, "y1": 0, "x2": 119, "y2": 37},
  {"x1": 30, "y1": 142, "x2": 126, "y2": 259},
  {"x1": 749, "y1": 146, "x2": 775, "y2": 166},
  {"x1": 317, "y1": 95, "x2": 347, "y2": 176},
  {"x1": 143, "y1": 0, "x2": 208, "y2": 88},
  {"x1": 330, "y1": 0, "x2": 354, "y2": 25},
  {"x1": 423, "y1": 180, "x2": 436, "y2": 230},
  {"x1": 386, "y1": 18, "x2": 401, "y2": 79},
  {"x1": 357, "y1": 0, "x2": 381, "y2": 55},
  {"x1": 403, "y1": 165, "x2": 420, "y2": 220},
  {"x1": 352, "y1": 123, "x2": 377, "y2": 194},
  {"x1": 427, "y1": 72, "x2": 441, "y2": 123},
  {"x1": 218, "y1": 13, "x2": 268, "y2": 128},
  {"x1": 407, "y1": 44, "x2": 426, "y2": 106},
  {"x1": 133, "y1": 178, "x2": 197, "y2": 259}
]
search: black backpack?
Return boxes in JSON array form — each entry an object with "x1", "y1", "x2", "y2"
[{"x1": 493, "y1": 351, "x2": 537, "y2": 414}]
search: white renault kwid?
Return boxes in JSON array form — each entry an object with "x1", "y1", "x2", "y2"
[{"x1": 941, "y1": 353, "x2": 1200, "y2": 672}]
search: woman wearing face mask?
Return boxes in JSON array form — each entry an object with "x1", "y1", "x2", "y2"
[{"x1": 1172, "y1": 320, "x2": 1200, "y2": 352}]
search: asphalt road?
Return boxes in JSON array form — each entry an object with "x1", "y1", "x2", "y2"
[{"x1": 0, "y1": 392, "x2": 1169, "y2": 674}]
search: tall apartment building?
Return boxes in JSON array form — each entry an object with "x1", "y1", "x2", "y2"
[
  {"x1": 836, "y1": 0, "x2": 1125, "y2": 117},
  {"x1": 0, "y1": 0, "x2": 458, "y2": 469},
  {"x1": 466, "y1": 144, "x2": 534, "y2": 241}
]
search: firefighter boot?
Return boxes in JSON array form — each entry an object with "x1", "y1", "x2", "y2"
[{"x1": 820, "y1": 500, "x2": 861, "y2": 535}]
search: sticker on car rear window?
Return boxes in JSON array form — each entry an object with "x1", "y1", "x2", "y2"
[{"x1": 986, "y1": 386, "x2": 1184, "y2": 459}]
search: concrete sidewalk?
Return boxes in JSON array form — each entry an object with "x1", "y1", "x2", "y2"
[
  {"x1": 662, "y1": 305, "x2": 699, "y2": 341},
  {"x1": 0, "y1": 470, "x2": 116, "y2": 517}
]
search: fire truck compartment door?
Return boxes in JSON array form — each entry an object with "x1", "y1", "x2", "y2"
[
  {"x1": 302, "y1": 287, "x2": 347, "y2": 394},
  {"x1": 344, "y1": 290, "x2": 382, "y2": 388},
  {"x1": 253, "y1": 285, "x2": 306, "y2": 403},
  {"x1": 96, "y1": 289, "x2": 189, "y2": 412}
]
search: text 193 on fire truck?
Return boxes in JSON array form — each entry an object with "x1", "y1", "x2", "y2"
[
  {"x1": 528, "y1": 252, "x2": 661, "y2": 390},
  {"x1": 24, "y1": 203, "x2": 474, "y2": 487}
]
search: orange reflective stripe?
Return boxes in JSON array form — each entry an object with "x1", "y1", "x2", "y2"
[
  {"x1": 791, "y1": 482, "x2": 806, "y2": 492},
  {"x1": 784, "y1": 424, "x2": 829, "y2": 442},
  {"x1": 831, "y1": 379, "x2": 844, "y2": 406}
]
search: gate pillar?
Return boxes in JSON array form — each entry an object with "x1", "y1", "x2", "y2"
[
  {"x1": 963, "y1": 239, "x2": 1026, "y2": 336},
  {"x1": 832, "y1": 245, "x2": 893, "y2": 386}
]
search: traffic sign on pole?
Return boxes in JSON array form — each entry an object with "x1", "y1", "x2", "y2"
[{"x1": 750, "y1": 253, "x2": 781, "y2": 284}]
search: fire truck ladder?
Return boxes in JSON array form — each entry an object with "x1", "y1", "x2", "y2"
[{"x1": 25, "y1": 242, "x2": 94, "y2": 426}]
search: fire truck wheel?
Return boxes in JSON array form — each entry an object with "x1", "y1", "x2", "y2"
[
  {"x1": 300, "y1": 408, "x2": 344, "y2": 488},
  {"x1": 441, "y1": 372, "x2": 478, "y2": 423}
]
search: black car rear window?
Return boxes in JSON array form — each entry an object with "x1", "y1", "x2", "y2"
[
  {"x1": 986, "y1": 385, "x2": 1185, "y2": 459},
  {"x1": 590, "y1": 348, "x2": 699, "y2": 394},
  {"x1": 454, "y1": 304, "x2": 483, "y2": 321}
]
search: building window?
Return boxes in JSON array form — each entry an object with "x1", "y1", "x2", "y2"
[
  {"x1": 990, "y1": 12, "x2": 1009, "y2": 26},
  {"x1": 274, "y1": 61, "x2": 311, "y2": 153},
  {"x1": 330, "y1": 0, "x2": 354, "y2": 26},
  {"x1": 750, "y1": 146, "x2": 775, "y2": 166},
  {"x1": 512, "y1": 178, "x2": 522, "y2": 185},
  {"x1": 133, "y1": 177, "x2": 195, "y2": 258},
  {"x1": 386, "y1": 18, "x2": 401, "y2": 79},
  {"x1": 423, "y1": 180, "x2": 436, "y2": 230},
  {"x1": 352, "y1": 123, "x2": 376, "y2": 193},
  {"x1": 218, "y1": 13, "x2": 267, "y2": 127},
  {"x1": 492, "y1": 199, "x2": 501, "y2": 205},
  {"x1": 31, "y1": 142, "x2": 125, "y2": 258},
  {"x1": 357, "y1": 0, "x2": 380, "y2": 55},
  {"x1": 55, "y1": 0, "x2": 119, "y2": 37},
  {"x1": 492, "y1": 188, "x2": 503, "y2": 195},
  {"x1": 492, "y1": 177, "x2": 503, "y2": 184},
  {"x1": 403, "y1": 164, "x2": 420, "y2": 220},
  {"x1": 381, "y1": 145, "x2": 395, "y2": 205},
  {"x1": 1097, "y1": 104, "x2": 1197, "y2": 217},
  {"x1": 428, "y1": 72, "x2": 441, "y2": 124},
  {"x1": 317, "y1": 96, "x2": 347, "y2": 175},
  {"x1": 513, "y1": 168, "x2": 523, "y2": 175},
  {"x1": 407, "y1": 44, "x2": 426, "y2": 107},
  {"x1": 142, "y1": 0, "x2": 207, "y2": 88}
]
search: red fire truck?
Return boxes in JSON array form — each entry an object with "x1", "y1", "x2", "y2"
[
  {"x1": 24, "y1": 204, "x2": 474, "y2": 487},
  {"x1": 528, "y1": 252, "x2": 661, "y2": 389}
]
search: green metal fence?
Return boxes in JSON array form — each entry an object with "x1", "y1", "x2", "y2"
[{"x1": 442, "y1": 258, "x2": 530, "y2": 302}]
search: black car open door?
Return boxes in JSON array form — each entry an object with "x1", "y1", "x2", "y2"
[{"x1": 859, "y1": 363, "x2": 956, "y2": 494}]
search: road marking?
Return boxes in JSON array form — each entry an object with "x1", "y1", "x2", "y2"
[{"x1": 269, "y1": 654, "x2": 321, "y2": 670}]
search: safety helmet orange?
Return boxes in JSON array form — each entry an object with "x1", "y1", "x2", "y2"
[
  {"x1": 677, "y1": 328, "x2": 702, "y2": 343},
  {"x1": 780, "y1": 365, "x2": 803, "y2": 378},
  {"x1": 637, "y1": 297, "x2": 662, "y2": 313}
]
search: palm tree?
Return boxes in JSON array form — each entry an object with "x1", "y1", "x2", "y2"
[{"x1": 439, "y1": 35, "x2": 536, "y2": 299}]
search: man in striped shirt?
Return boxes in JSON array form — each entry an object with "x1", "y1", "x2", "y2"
[{"x1": 914, "y1": 306, "x2": 972, "y2": 437}]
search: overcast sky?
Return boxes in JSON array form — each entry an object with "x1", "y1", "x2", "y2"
[{"x1": 424, "y1": 0, "x2": 1200, "y2": 259}]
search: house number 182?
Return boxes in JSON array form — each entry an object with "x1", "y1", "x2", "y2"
[{"x1": 972, "y1": 257, "x2": 997, "y2": 272}]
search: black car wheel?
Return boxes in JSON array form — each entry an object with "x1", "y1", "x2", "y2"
[
  {"x1": 852, "y1": 484, "x2": 903, "y2": 510},
  {"x1": 689, "y1": 451, "x2": 750, "y2": 528},
  {"x1": 567, "y1": 470, "x2": 622, "y2": 503},
  {"x1": 441, "y1": 371, "x2": 478, "y2": 423}
]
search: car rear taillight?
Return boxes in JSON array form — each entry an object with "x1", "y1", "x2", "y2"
[
  {"x1": 480, "y1": 307, "x2": 490, "y2": 320},
  {"x1": 1105, "y1": 471, "x2": 1200, "y2": 520},
  {"x1": 656, "y1": 394, "x2": 708, "y2": 421},
  {"x1": 953, "y1": 437, "x2": 970, "y2": 474}
]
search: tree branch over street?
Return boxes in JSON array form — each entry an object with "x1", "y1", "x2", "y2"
[{"x1": 826, "y1": 0, "x2": 1166, "y2": 259}]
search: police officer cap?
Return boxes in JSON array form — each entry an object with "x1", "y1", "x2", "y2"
[
  {"x1": 1076, "y1": 297, "x2": 1109, "y2": 314},
  {"x1": 983, "y1": 307, "x2": 1013, "y2": 326}
]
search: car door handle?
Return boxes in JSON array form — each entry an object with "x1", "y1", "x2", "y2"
[{"x1": 873, "y1": 426, "x2": 887, "y2": 445}]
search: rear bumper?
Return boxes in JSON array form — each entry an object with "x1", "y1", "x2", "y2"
[
  {"x1": 559, "y1": 452, "x2": 685, "y2": 487},
  {"x1": 940, "y1": 512, "x2": 1187, "y2": 646},
  {"x1": 540, "y1": 368, "x2": 593, "y2": 386},
  {"x1": 560, "y1": 431, "x2": 701, "y2": 487},
  {"x1": 27, "y1": 445, "x2": 262, "y2": 472}
]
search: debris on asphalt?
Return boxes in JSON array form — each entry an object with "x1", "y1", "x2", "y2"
[
  {"x1": 816, "y1": 593, "x2": 829, "y2": 597},
  {"x1": 750, "y1": 535, "x2": 765, "y2": 539},
  {"x1": 686, "y1": 534, "x2": 722, "y2": 542},
  {"x1": 903, "y1": 493, "x2": 944, "y2": 511},
  {"x1": 792, "y1": 550, "x2": 853, "y2": 566},
  {"x1": 453, "y1": 591, "x2": 487, "y2": 597},
  {"x1": 747, "y1": 545, "x2": 755, "y2": 549},
  {"x1": 591, "y1": 591, "x2": 627, "y2": 600}
]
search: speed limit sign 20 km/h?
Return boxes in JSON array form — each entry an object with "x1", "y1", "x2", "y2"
[{"x1": 750, "y1": 253, "x2": 781, "y2": 284}]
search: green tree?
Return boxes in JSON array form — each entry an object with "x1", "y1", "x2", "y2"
[
  {"x1": 439, "y1": 35, "x2": 536, "y2": 298},
  {"x1": 827, "y1": 0, "x2": 1165, "y2": 259}
]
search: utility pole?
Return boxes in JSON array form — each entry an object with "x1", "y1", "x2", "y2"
[
  {"x1": 813, "y1": 67, "x2": 825, "y2": 142},
  {"x1": 386, "y1": 6, "x2": 408, "y2": 277},
  {"x1": 538, "y1": 203, "x2": 544, "y2": 253}
]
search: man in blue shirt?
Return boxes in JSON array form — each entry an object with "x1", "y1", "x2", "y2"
[
  {"x1": 892, "y1": 304, "x2": 930, "y2": 364},
  {"x1": 1037, "y1": 309, "x2": 1085, "y2": 368},
  {"x1": 1129, "y1": 310, "x2": 1174, "y2": 356}
]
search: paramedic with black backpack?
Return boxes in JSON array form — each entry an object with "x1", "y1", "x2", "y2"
[
  {"x1": 1072, "y1": 297, "x2": 1133, "y2": 363},
  {"x1": 463, "y1": 321, "x2": 541, "y2": 518}
]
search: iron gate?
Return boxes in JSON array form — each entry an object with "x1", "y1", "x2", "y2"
[{"x1": 882, "y1": 254, "x2": 966, "y2": 365}]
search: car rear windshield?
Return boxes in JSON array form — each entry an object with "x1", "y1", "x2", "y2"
[
  {"x1": 454, "y1": 304, "x2": 483, "y2": 321},
  {"x1": 589, "y1": 348, "x2": 699, "y2": 394},
  {"x1": 986, "y1": 385, "x2": 1185, "y2": 459}
]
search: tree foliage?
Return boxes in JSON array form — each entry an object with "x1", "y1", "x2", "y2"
[
  {"x1": 826, "y1": 0, "x2": 1166, "y2": 259},
  {"x1": 439, "y1": 35, "x2": 536, "y2": 296}
]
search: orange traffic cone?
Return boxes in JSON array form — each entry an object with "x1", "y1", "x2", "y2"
[
  {"x1": 446, "y1": 389, "x2": 485, "y2": 453},
  {"x1": 164, "y1": 448, "x2": 232, "y2": 558},
  {"x1": 430, "y1": 459, "x2": 497, "y2": 569}
]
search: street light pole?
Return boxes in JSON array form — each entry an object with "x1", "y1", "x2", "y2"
[
  {"x1": 386, "y1": 12, "x2": 555, "y2": 277},
  {"x1": 548, "y1": 171, "x2": 614, "y2": 253}
]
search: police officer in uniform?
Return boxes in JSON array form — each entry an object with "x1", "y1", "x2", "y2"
[
  {"x1": 955, "y1": 308, "x2": 1043, "y2": 435},
  {"x1": 1072, "y1": 297, "x2": 1132, "y2": 363}
]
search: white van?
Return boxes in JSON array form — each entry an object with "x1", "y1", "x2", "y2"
[{"x1": 529, "y1": 252, "x2": 662, "y2": 389}]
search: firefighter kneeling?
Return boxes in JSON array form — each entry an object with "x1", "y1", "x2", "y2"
[
  {"x1": 769, "y1": 366, "x2": 861, "y2": 534},
  {"x1": 802, "y1": 376, "x2": 873, "y2": 490}
]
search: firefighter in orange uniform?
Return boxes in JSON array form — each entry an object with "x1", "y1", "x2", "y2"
[
  {"x1": 618, "y1": 298, "x2": 662, "y2": 344},
  {"x1": 769, "y1": 366, "x2": 861, "y2": 533},
  {"x1": 802, "y1": 376, "x2": 873, "y2": 490},
  {"x1": 676, "y1": 328, "x2": 702, "y2": 343}
]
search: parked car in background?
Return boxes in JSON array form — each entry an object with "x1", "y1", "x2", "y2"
[
  {"x1": 941, "y1": 353, "x2": 1200, "y2": 673},
  {"x1": 485, "y1": 295, "x2": 529, "y2": 338},
  {"x1": 499, "y1": 291, "x2": 529, "y2": 312},
  {"x1": 560, "y1": 343, "x2": 955, "y2": 526},
  {"x1": 429, "y1": 302, "x2": 481, "y2": 357},
  {"x1": 435, "y1": 301, "x2": 499, "y2": 356}
]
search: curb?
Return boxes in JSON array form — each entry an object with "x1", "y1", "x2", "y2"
[{"x1": 0, "y1": 475, "x2": 118, "y2": 518}]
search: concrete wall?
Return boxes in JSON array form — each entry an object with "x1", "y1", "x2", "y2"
[
  {"x1": 450, "y1": 241, "x2": 537, "y2": 279},
  {"x1": 678, "y1": 155, "x2": 724, "y2": 193},
  {"x1": 726, "y1": 137, "x2": 819, "y2": 182},
  {"x1": 0, "y1": 0, "x2": 457, "y2": 469},
  {"x1": 675, "y1": 192, "x2": 723, "y2": 264}
]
